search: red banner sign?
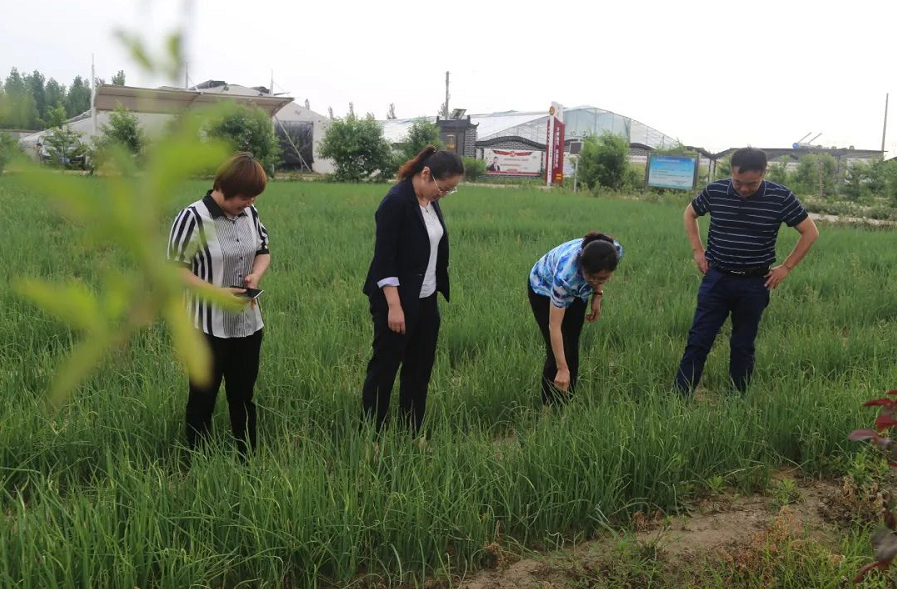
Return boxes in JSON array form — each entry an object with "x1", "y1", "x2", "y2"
[{"x1": 545, "y1": 116, "x2": 565, "y2": 185}]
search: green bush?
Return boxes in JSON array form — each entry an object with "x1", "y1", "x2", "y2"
[
  {"x1": 766, "y1": 157, "x2": 791, "y2": 186},
  {"x1": 318, "y1": 113, "x2": 393, "y2": 182},
  {"x1": 578, "y1": 132, "x2": 629, "y2": 191},
  {"x1": 867, "y1": 158, "x2": 897, "y2": 204},
  {"x1": 0, "y1": 132, "x2": 22, "y2": 172},
  {"x1": 840, "y1": 161, "x2": 870, "y2": 201},
  {"x1": 792, "y1": 153, "x2": 838, "y2": 198},
  {"x1": 401, "y1": 119, "x2": 443, "y2": 162},
  {"x1": 92, "y1": 104, "x2": 147, "y2": 170},
  {"x1": 204, "y1": 103, "x2": 282, "y2": 174},
  {"x1": 462, "y1": 157, "x2": 486, "y2": 182},
  {"x1": 44, "y1": 125, "x2": 88, "y2": 169}
]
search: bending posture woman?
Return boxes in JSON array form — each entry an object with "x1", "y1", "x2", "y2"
[{"x1": 528, "y1": 232, "x2": 623, "y2": 404}]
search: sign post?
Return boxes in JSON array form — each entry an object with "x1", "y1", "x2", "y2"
[
  {"x1": 545, "y1": 103, "x2": 565, "y2": 187},
  {"x1": 646, "y1": 155, "x2": 699, "y2": 190}
]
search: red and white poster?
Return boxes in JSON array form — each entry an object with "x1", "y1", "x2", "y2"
[{"x1": 483, "y1": 148, "x2": 542, "y2": 176}]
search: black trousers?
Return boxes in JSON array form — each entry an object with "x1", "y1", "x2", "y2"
[
  {"x1": 362, "y1": 294, "x2": 440, "y2": 435},
  {"x1": 528, "y1": 283, "x2": 587, "y2": 405},
  {"x1": 186, "y1": 329, "x2": 263, "y2": 455}
]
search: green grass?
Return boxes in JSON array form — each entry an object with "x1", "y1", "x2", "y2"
[{"x1": 0, "y1": 177, "x2": 895, "y2": 587}]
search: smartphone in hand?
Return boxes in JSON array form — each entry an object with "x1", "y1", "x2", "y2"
[{"x1": 230, "y1": 286, "x2": 264, "y2": 300}]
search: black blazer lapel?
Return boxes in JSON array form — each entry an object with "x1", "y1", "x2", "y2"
[{"x1": 405, "y1": 182, "x2": 428, "y2": 232}]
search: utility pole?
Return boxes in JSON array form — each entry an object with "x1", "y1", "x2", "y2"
[
  {"x1": 882, "y1": 93, "x2": 889, "y2": 156},
  {"x1": 90, "y1": 54, "x2": 97, "y2": 135},
  {"x1": 444, "y1": 71, "x2": 450, "y2": 118}
]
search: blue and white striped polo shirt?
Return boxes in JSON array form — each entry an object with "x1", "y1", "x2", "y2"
[
  {"x1": 691, "y1": 179, "x2": 808, "y2": 269},
  {"x1": 529, "y1": 238, "x2": 624, "y2": 308}
]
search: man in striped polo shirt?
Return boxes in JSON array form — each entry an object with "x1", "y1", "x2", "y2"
[{"x1": 674, "y1": 147, "x2": 819, "y2": 395}]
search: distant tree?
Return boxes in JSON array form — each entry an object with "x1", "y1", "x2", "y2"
[
  {"x1": 886, "y1": 161, "x2": 897, "y2": 205},
  {"x1": 387, "y1": 103, "x2": 396, "y2": 120},
  {"x1": 44, "y1": 125, "x2": 87, "y2": 169},
  {"x1": 840, "y1": 161, "x2": 870, "y2": 201},
  {"x1": 0, "y1": 131, "x2": 22, "y2": 171},
  {"x1": 45, "y1": 78, "x2": 66, "y2": 112},
  {"x1": 3, "y1": 68, "x2": 27, "y2": 97},
  {"x1": 652, "y1": 143, "x2": 692, "y2": 156},
  {"x1": 95, "y1": 103, "x2": 145, "y2": 160},
  {"x1": 766, "y1": 157, "x2": 791, "y2": 185},
  {"x1": 328, "y1": 106, "x2": 334, "y2": 120},
  {"x1": 401, "y1": 118, "x2": 443, "y2": 161},
  {"x1": 792, "y1": 153, "x2": 838, "y2": 198},
  {"x1": 318, "y1": 112, "x2": 393, "y2": 182},
  {"x1": 2, "y1": 68, "x2": 40, "y2": 129},
  {"x1": 204, "y1": 103, "x2": 282, "y2": 173},
  {"x1": 462, "y1": 156, "x2": 486, "y2": 181},
  {"x1": 111, "y1": 70, "x2": 126, "y2": 86},
  {"x1": 348, "y1": 102, "x2": 355, "y2": 117},
  {"x1": 714, "y1": 156, "x2": 731, "y2": 179},
  {"x1": 40, "y1": 105, "x2": 68, "y2": 129},
  {"x1": 65, "y1": 76, "x2": 91, "y2": 118},
  {"x1": 304, "y1": 98, "x2": 310, "y2": 109},
  {"x1": 577, "y1": 132, "x2": 630, "y2": 190},
  {"x1": 24, "y1": 70, "x2": 47, "y2": 123}
]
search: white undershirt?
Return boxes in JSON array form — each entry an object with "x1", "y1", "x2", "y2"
[{"x1": 419, "y1": 204, "x2": 444, "y2": 298}]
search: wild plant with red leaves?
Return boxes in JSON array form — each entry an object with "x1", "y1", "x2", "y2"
[{"x1": 849, "y1": 389, "x2": 897, "y2": 583}]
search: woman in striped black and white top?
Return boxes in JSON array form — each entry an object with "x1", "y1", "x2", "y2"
[{"x1": 167, "y1": 152, "x2": 270, "y2": 456}]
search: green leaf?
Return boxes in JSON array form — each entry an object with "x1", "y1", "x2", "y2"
[
  {"x1": 114, "y1": 31, "x2": 153, "y2": 72},
  {"x1": 165, "y1": 298, "x2": 211, "y2": 388},
  {"x1": 101, "y1": 271, "x2": 136, "y2": 323},
  {"x1": 47, "y1": 332, "x2": 114, "y2": 407},
  {"x1": 9, "y1": 160, "x2": 97, "y2": 221},
  {"x1": 15, "y1": 279, "x2": 105, "y2": 333}
]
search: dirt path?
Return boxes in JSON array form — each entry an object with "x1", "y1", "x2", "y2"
[
  {"x1": 808, "y1": 212, "x2": 895, "y2": 227},
  {"x1": 450, "y1": 473, "x2": 875, "y2": 589}
]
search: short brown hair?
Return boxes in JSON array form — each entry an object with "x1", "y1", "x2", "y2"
[{"x1": 213, "y1": 152, "x2": 267, "y2": 199}]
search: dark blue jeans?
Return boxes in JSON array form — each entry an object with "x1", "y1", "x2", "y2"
[{"x1": 674, "y1": 269, "x2": 770, "y2": 395}]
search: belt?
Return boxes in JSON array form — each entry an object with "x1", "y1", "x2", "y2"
[{"x1": 710, "y1": 264, "x2": 769, "y2": 277}]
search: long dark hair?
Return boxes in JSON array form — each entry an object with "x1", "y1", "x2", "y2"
[
  {"x1": 577, "y1": 231, "x2": 620, "y2": 274},
  {"x1": 397, "y1": 146, "x2": 464, "y2": 181}
]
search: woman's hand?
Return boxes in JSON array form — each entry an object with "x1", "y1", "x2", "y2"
[
  {"x1": 388, "y1": 304, "x2": 406, "y2": 334},
  {"x1": 224, "y1": 286, "x2": 252, "y2": 305},
  {"x1": 586, "y1": 295, "x2": 602, "y2": 323},
  {"x1": 554, "y1": 367, "x2": 571, "y2": 392},
  {"x1": 244, "y1": 273, "x2": 261, "y2": 289}
]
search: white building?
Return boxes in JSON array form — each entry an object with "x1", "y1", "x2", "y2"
[{"x1": 19, "y1": 81, "x2": 335, "y2": 174}]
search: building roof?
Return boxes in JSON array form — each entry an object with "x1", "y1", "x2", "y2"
[
  {"x1": 714, "y1": 146, "x2": 885, "y2": 160},
  {"x1": 93, "y1": 84, "x2": 293, "y2": 116},
  {"x1": 379, "y1": 105, "x2": 678, "y2": 149}
]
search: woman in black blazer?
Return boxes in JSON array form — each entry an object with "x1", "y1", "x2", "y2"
[{"x1": 362, "y1": 146, "x2": 464, "y2": 435}]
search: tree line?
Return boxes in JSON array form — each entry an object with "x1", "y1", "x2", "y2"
[{"x1": 0, "y1": 67, "x2": 127, "y2": 130}]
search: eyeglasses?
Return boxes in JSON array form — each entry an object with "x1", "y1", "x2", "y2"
[
  {"x1": 431, "y1": 175, "x2": 457, "y2": 196},
  {"x1": 586, "y1": 273, "x2": 612, "y2": 287}
]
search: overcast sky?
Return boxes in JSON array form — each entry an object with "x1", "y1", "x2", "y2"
[{"x1": 2, "y1": 0, "x2": 894, "y2": 154}]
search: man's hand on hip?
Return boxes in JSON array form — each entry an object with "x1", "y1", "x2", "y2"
[
  {"x1": 693, "y1": 251, "x2": 709, "y2": 275},
  {"x1": 764, "y1": 265, "x2": 791, "y2": 289}
]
